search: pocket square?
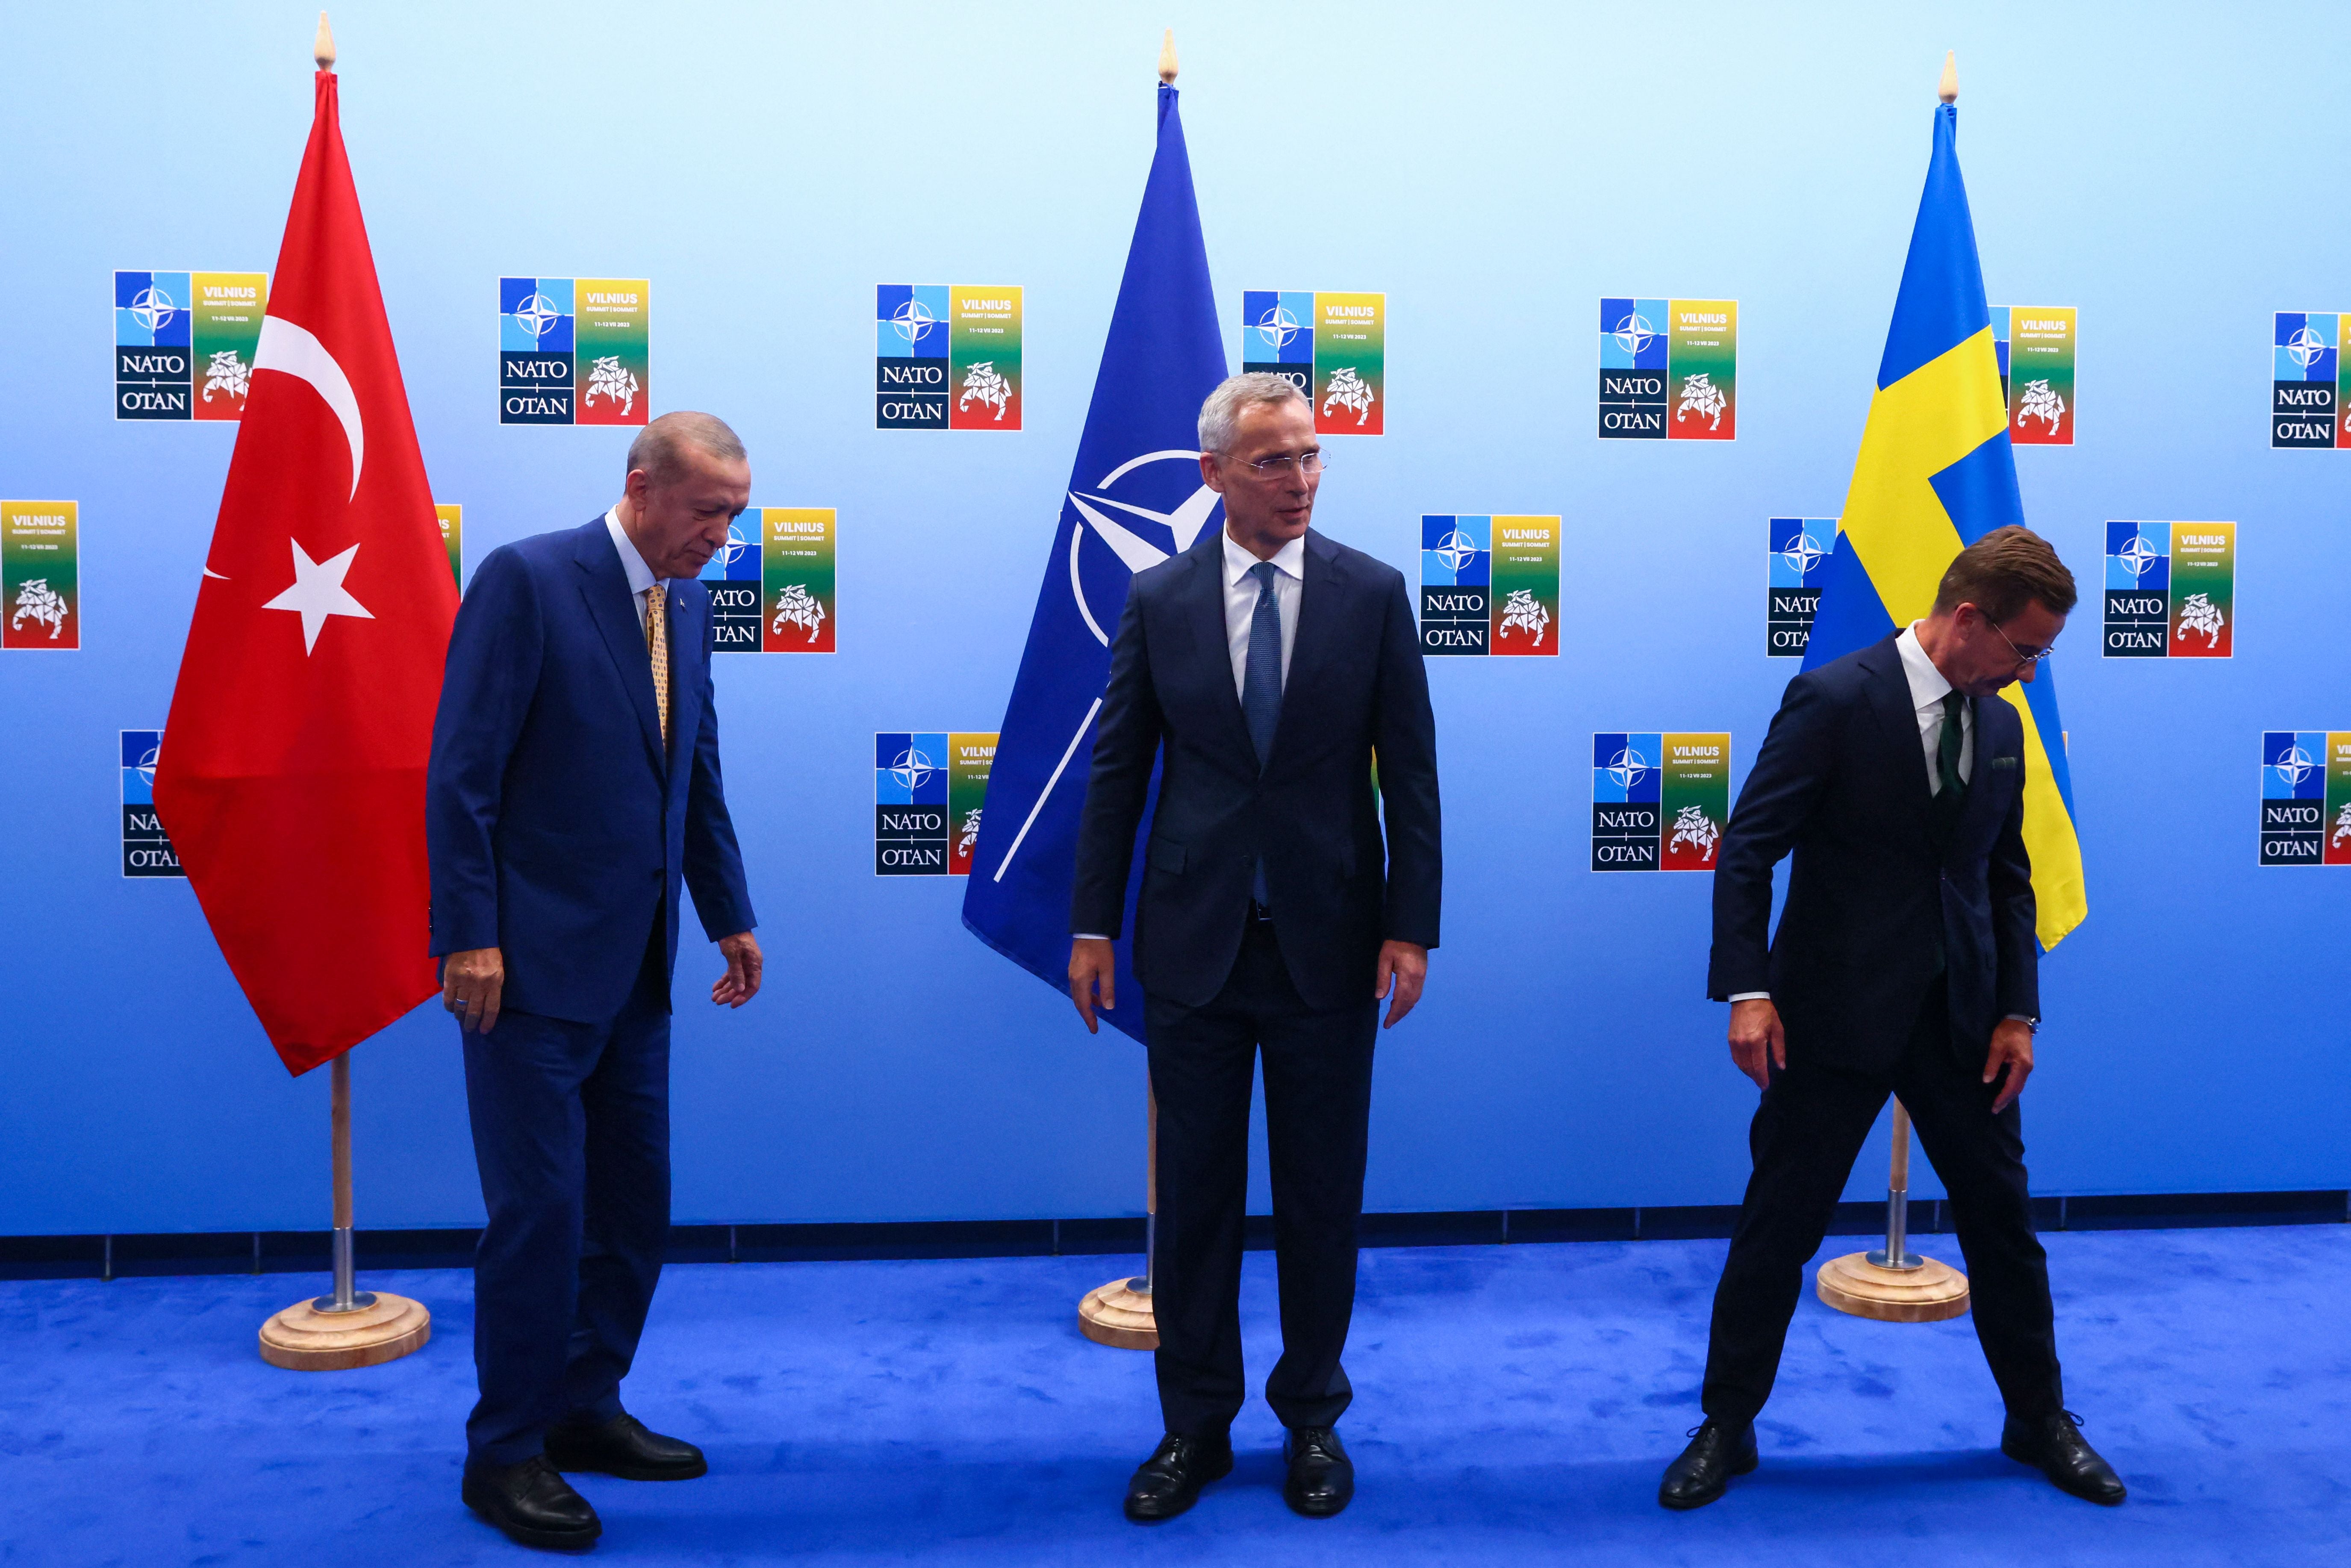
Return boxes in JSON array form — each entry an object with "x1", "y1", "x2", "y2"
[{"x1": 1989, "y1": 756, "x2": 2019, "y2": 770}]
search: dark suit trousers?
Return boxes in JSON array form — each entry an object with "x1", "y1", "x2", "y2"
[
  {"x1": 461, "y1": 926, "x2": 671, "y2": 1468},
  {"x1": 1700, "y1": 981, "x2": 2064, "y2": 1426},
  {"x1": 1145, "y1": 918, "x2": 1379, "y2": 1438}
]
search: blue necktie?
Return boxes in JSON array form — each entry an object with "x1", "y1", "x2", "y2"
[{"x1": 1242, "y1": 560, "x2": 1283, "y2": 905}]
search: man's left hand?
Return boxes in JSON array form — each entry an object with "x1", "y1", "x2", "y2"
[
  {"x1": 1374, "y1": 941, "x2": 1428, "y2": 1030},
  {"x1": 1983, "y1": 1018, "x2": 2034, "y2": 1113},
  {"x1": 713, "y1": 931, "x2": 763, "y2": 1008}
]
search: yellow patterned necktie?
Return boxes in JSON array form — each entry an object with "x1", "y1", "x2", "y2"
[{"x1": 642, "y1": 586, "x2": 670, "y2": 747}]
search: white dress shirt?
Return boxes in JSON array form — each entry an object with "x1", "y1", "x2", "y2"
[
  {"x1": 1222, "y1": 528, "x2": 1304, "y2": 698},
  {"x1": 1729, "y1": 623, "x2": 2019, "y2": 1017},
  {"x1": 1894, "y1": 621, "x2": 1972, "y2": 790},
  {"x1": 1074, "y1": 530, "x2": 1305, "y2": 943},
  {"x1": 605, "y1": 507, "x2": 660, "y2": 629}
]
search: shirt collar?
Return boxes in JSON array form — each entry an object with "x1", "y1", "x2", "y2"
[
  {"x1": 604, "y1": 507, "x2": 659, "y2": 597},
  {"x1": 1221, "y1": 528, "x2": 1307, "y2": 588},
  {"x1": 1896, "y1": 621, "x2": 1957, "y2": 712}
]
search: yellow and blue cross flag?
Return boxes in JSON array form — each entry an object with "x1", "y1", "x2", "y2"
[{"x1": 1802, "y1": 102, "x2": 2087, "y2": 949}]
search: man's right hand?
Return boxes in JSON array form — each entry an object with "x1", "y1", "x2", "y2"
[
  {"x1": 1728, "y1": 997, "x2": 1785, "y2": 1092},
  {"x1": 443, "y1": 947, "x2": 506, "y2": 1035},
  {"x1": 1068, "y1": 938, "x2": 1116, "y2": 1035}
]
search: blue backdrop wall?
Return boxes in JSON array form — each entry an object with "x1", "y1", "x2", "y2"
[{"x1": 2, "y1": 1, "x2": 2344, "y2": 1235}]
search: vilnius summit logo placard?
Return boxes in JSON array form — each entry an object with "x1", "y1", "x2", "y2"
[
  {"x1": 700, "y1": 509, "x2": 837, "y2": 654},
  {"x1": 1240, "y1": 291, "x2": 1387, "y2": 436},
  {"x1": 501, "y1": 278, "x2": 651, "y2": 425},
  {"x1": 1598, "y1": 298, "x2": 1736, "y2": 440},
  {"x1": 1419, "y1": 516, "x2": 1559, "y2": 656},
  {"x1": 875, "y1": 286, "x2": 1024, "y2": 430},
  {"x1": 1591, "y1": 733, "x2": 1732, "y2": 871},
  {"x1": 115, "y1": 270, "x2": 267, "y2": 421},
  {"x1": 875, "y1": 733, "x2": 997, "y2": 875},
  {"x1": 2260, "y1": 731, "x2": 2351, "y2": 866}
]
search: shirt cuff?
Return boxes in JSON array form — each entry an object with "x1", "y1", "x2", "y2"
[
  {"x1": 2003, "y1": 1013, "x2": 2036, "y2": 1025},
  {"x1": 1727, "y1": 992, "x2": 1771, "y2": 1003},
  {"x1": 1072, "y1": 933, "x2": 1113, "y2": 941}
]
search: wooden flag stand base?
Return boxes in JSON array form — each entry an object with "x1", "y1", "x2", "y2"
[
  {"x1": 259, "y1": 1051, "x2": 433, "y2": 1370},
  {"x1": 1078, "y1": 1086, "x2": 1159, "y2": 1350},
  {"x1": 1816, "y1": 1099, "x2": 1971, "y2": 1323}
]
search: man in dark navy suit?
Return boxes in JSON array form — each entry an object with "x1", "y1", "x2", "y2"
[
  {"x1": 429, "y1": 412, "x2": 762, "y2": 1550},
  {"x1": 1069, "y1": 374, "x2": 1442, "y2": 1523},
  {"x1": 1662, "y1": 525, "x2": 2125, "y2": 1510}
]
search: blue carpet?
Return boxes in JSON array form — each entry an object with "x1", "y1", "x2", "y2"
[{"x1": 0, "y1": 1226, "x2": 2344, "y2": 1565}]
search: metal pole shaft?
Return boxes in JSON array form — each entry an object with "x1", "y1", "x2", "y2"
[
  {"x1": 1142, "y1": 1086, "x2": 1158, "y2": 1297},
  {"x1": 330, "y1": 1052, "x2": 355, "y2": 1309},
  {"x1": 1868, "y1": 1099, "x2": 1921, "y2": 1270}
]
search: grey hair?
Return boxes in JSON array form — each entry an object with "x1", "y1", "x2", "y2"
[
  {"x1": 1197, "y1": 372, "x2": 1308, "y2": 455},
  {"x1": 626, "y1": 411, "x2": 746, "y2": 485}
]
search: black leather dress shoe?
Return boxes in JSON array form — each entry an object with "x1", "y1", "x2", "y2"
[
  {"x1": 462, "y1": 1455, "x2": 602, "y2": 1550},
  {"x1": 1282, "y1": 1427, "x2": 1354, "y2": 1518},
  {"x1": 1659, "y1": 1420, "x2": 1758, "y2": 1510},
  {"x1": 545, "y1": 1412, "x2": 708, "y2": 1481},
  {"x1": 2002, "y1": 1410, "x2": 2126, "y2": 1504},
  {"x1": 1124, "y1": 1432, "x2": 1233, "y2": 1522}
]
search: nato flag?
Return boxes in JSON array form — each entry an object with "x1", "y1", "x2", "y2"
[{"x1": 960, "y1": 84, "x2": 1227, "y2": 1041}]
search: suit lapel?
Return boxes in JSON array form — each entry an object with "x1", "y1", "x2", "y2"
[
  {"x1": 1956, "y1": 693, "x2": 2015, "y2": 841},
  {"x1": 572, "y1": 520, "x2": 666, "y2": 775},
  {"x1": 1265, "y1": 530, "x2": 1343, "y2": 771},
  {"x1": 1858, "y1": 635, "x2": 1934, "y2": 825},
  {"x1": 1182, "y1": 530, "x2": 1258, "y2": 768}
]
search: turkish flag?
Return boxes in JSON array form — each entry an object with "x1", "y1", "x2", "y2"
[{"x1": 155, "y1": 69, "x2": 457, "y2": 1075}]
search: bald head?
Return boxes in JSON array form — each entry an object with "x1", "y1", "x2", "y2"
[{"x1": 626, "y1": 411, "x2": 746, "y2": 488}]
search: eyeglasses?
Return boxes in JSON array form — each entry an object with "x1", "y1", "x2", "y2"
[
  {"x1": 1986, "y1": 617, "x2": 2055, "y2": 673},
  {"x1": 1233, "y1": 450, "x2": 1329, "y2": 478}
]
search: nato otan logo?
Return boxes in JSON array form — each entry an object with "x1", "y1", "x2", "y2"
[
  {"x1": 2261, "y1": 731, "x2": 2351, "y2": 866},
  {"x1": 121, "y1": 730, "x2": 183, "y2": 878},
  {"x1": 875, "y1": 732, "x2": 997, "y2": 875},
  {"x1": 2271, "y1": 312, "x2": 2344, "y2": 448},
  {"x1": 1767, "y1": 518, "x2": 1834, "y2": 657}
]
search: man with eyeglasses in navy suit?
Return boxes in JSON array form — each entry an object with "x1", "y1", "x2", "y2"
[
  {"x1": 1663, "y1": 525, "x2": 2126, "y2": 1511},
  {"x1": 1069, "y1": 372, "x2": 1442, "y2": 1524}
]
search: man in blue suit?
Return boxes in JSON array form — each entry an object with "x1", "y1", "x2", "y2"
[
  {"x1": 429, "y1": 412, "x2": 762, "y2": 1551},
  {"x1": 1069, "y1": 374, "x2": 1442, "y2": 1523},
  {"x1": 1662, "y1": 526, "x2": 2124, "y2": 1509}
]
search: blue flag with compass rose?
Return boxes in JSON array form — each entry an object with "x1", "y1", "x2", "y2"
[{"x1": 960, "y1": 83, "x2": 1227, "y2": 1041}]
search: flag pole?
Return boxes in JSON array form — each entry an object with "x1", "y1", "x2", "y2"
[
  {"x1": 1074, "y1": 27, "x2": 1185, "y2": 1356},
  {"x1": 1814, "y1": 48, "x2": 1977, "y2": 1331},
  {"x1": 252, "y1": 14, "x2": 433, "y2": 1371}
]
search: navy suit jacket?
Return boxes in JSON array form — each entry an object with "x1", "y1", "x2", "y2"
[
  {"x1": 1707, "y1": 634, "x2": 2038, "y2": 1070},
  {"x1": 427, "y1": 517, "x2": 755, "y2": 1023},
  {"x1": 1070, "y1": 527, "x2": 1441, "y2": 1012}
]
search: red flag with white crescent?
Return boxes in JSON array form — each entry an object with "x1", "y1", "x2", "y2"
[{"x1": 154, "y1": 68, "x2": 456, "y2": 1075}]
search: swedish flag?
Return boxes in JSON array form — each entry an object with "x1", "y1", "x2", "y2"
[{"x1": 1803, "y1": 102, "x2": 2087, "y2": 949}]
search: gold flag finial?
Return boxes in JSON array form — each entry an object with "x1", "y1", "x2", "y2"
[
  {"x1": 315, "y1": 12, "x2": 337, "y2": 72},
  {"x1": 1938, "y1": 50, "x2": 1957, "y2": 104},
  {"x1": 1158, "y1": 28, "x2": 1178, "y2": 85}
]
